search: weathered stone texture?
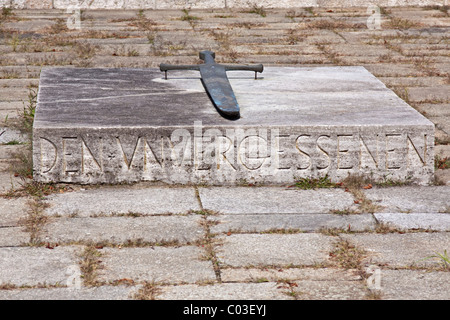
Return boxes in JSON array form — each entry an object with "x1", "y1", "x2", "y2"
[
  {"x1": 33, "y1": 67, "x2": 435, "y2": 185},
  {"x1": 4, "y1": 0, "x2": 446, "y2": 9}
]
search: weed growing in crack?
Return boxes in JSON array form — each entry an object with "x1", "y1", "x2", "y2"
[
  {"x1": 197, "y1": 213, "x2": 222, "y2": 282},
  {"x1": 292, "y1": 175, "x2": 338, "y2": 190},
  {"x1": 329, "y1": 239, "x2": 367, "y2": 270},
  {"x1": 244, "y1": 3, "x2": 267, "y2": 17},
  {"x1": 78, "y1": 245, "x2": 104, "y2": 287},
  {"x1": 133, "y1": 281, "x2": 163, "y2": 300},
  {"x1": 420, "y1": 250, "x2": 450, "y2": 270},
  {"x1": 435, "y1": 155, "x2": 450, "y2": 169},
  {"x1": 18, "y1": 199, "x2": 50, "y2": 245},
  {"x1": 276, "y1": 279, "x2": 302, "y2": 299}
]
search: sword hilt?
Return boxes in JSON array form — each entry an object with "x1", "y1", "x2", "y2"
[
  {"x1": 223, "y1": 64, "x2": 264, "y2": 79},
  {"x1": 159, "y1": 64, "x2": 200, "y2": 80},
  {"x1": 160, "y1": 51, "x2": 264, "y2": 80}
]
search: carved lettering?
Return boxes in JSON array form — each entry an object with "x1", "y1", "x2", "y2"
[
  {"x1": 81, "y1": 138, "x2": 102, "y2": 173},
  {"x1": 62, "y1": 137, "x2": 79, "y2": 175},
  {"x1": 144, "y1": 139, "x2": 162, "y2": 171},
  {"x1": 193, "y1": 121, "x2": 210, "y2": 171},
  {"x1": 36, "y1": 128, "x2": 432, "y2": 184},
  {"x1": 295, "y1": 135, "x2": 312, "y2": 170},
  {"x1": 407, "y1": 134, "x2": 426, "y2": 167},
  {"x1": 385, "y1": 134, "x2": 404, "y2": 169},
  {"x1": 239, "y1": 135, "x2": 268, "y2": 170},
  {"x1": 316, "y1": 135, "x2": 331, "y2": 170},
  {"x1": 170, "y1": 129, "x2": 192, "y2": 166},
  {"x1": 274, "y1": 133, "x2": 291, "y2": 170},
  {"x1": 359, "y1": 135, "x2": 378, "y2": 169},
  {"x1": 216, "y1": 135, "x2": 236, "y2": 171},
  {"x1": 40, "y1": 137, "x2": 58, "y2": 173},
  {"x1": 337, "y1": 134, "x2": 356, "y2": 170},
  {"x1": 117, "y1": 136, "x2": 141, "y2": 170}
]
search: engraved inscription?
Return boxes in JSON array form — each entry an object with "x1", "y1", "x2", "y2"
[
  {"x1": 62, "y1": 137, "x2": 79, "y2": 175},
  {"x1": 359, "y1": 135, "x2": 378, "y2": 169},
  {"x1": 36, "y1": 127, "x2": 431, "y2": 184},
  {"x1": 316, "y1": 135, "x2": 331, "y2": 170},
  {"x1": 385, "y1": 134, "x2": 404, "y2": 169},
  {"x1": 295, "y1": 135, "x2": 312, "y2": 170},
  {"x1": 81, "y1": 138, "x2": 102, "y2": 173},
  {"x1": 40, "y1": 137, "x2": 58, "y2": 173}
]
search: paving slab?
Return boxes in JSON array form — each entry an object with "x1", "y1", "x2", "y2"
[
  {"x1": 374, "y1": 213, "x2": 450, "y2": 231},
  {"x1": 0, "y1": 196, "x2": 30, "y2": 226},
  {"x1": 0, "y1": 129, "x2": 28, "y2": 145},
  {"x1": 429, "y1": 115, "x2": 450, "y2": 135},
  {"x1": 414, "y1": 103, "x2": 450, "y2": 118},
  {"x1": 158, "y1": 282, "x2": 288, "y2": 300},
  {"x1": 99, "y1": 246, "x2": 216, "y2": 284},
  {"x1": 375, "y1": 270, "x2": 450, "y2": 300},
  {"x1": 407, "y1": 86, "x2": 450, "y2": 103},
  {"x1": 0, "y1": 285, "x2": 136, "y2": 300},
  {"x1": 0, "y1": 171, "x2": 24, "y2": 195},
  {"x1": 42, "y1": 216, "x2": 204, "y2": 245},
  {"x1": 199, "y1": 187, "x2": 355, "y2": 214},
  {"x1": 0, "y1": 226, "x2": 29, "y2": 246},
  {"x1": 435, "y1": 169, "x2": 450, "y2": 186},
  {"x1": 364, "y1": 64, "x2": 428, "y2": 77},
  {"x1": 341, "y1": 233, "x2": 450, "y2": 269},
  {"x1": 292, "y1": 279, "x2": 367, "y2": 300},
  {"x1": 218, "y1": 233, "x2": 334, "y2": 267},
  {"x1": 43, "y1": 187, "x2": 200, "y2": 217},
  {"x1": 364, "y1": 186, "x2": 450, "y2": 213},
  {"x1": 211, "y1": 213, "x2": 376, "y2": 233},
  {"x1": 221, "y1": 267, "x2": 360, "y2": 283},
  {"x1": 0, "y1": 246, "x2": 78, "y2": 286}
]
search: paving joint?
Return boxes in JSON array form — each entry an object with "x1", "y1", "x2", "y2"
[{"x1": 0, "y1": 7, "x2": 449, "y2": 300}]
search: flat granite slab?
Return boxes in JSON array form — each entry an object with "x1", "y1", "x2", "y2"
[{"x1": 33, "y1": 66, "x2": 434, "y2": 185}]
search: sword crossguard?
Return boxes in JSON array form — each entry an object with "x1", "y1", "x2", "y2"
[{"x1": 160, "y1": 50, "x2": 264, "y2": 80}]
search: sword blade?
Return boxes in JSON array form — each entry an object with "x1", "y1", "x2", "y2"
[{"x1": 199, "y1": 64, "x2": 240, "y2": 120}]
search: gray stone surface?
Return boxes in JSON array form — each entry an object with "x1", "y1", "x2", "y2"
[
  {"x1": 0, "y1": 196, "x2": 30, "y2": 226},
  {"x1": 43, "y1": 186, "x2": 200, "y2": 217},
  {"x1": 0, "y1": 129, "x2": 27, "y2": 145},
  {"x1": 0, "y1": 171, "x2": 23, "y2": 194},
  {"x1": 341, "y1": 233, "x2": 450, "y2": 269},
  {"x1": 33, "y1": 66, "x2": 434, "y2": 185},
  {"x1": 42, "y1": 216, "x2": 204, "y2": 244},
  {"x1": 99, "y1": 246, "x2": 216, "y2": 284},
  {"x1": 211, "y1": 213, "x2": 376, "y2": 233},
  {"x1": 8, "y1": 0, "x2": 445, "y2": 9},
  {"x1": 218, "y1": 234, "x2": 333, "y2": 267},
  {"x1": 374, "y1": 213, "x2": 450, "y2": 231},
  {"x1": 365, "y1": 186, "x2": 450, "y2": 213},
  {"x1": 0, "y1": 247, "x2": 77, "y2": 286},
  {"x1": 435, "y1": 169, "x2": 450, "y2": 186},
  {"x1": 292, "y1": 279, "x2": 367, "y2": 300},
  {"x1": 158, "y1": 282, "x2": 288, "y2": 300},
  {"x1": 376, "y1": 270, "x2": 450, "y2": 300},
  {"x1": 199, "y1": 187, "x2": 355, "y2": 214},
  {"x1": 0, "y1": 227, "x2": 29, "y2": 246},
  {"x1": 0, "y1": 285, "x2": 137, "y2": 300},
  {"x1": 221, "y1": 267, "x2": 360, "y2": 283}
]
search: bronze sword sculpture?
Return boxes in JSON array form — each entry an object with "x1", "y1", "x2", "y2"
[{"x1": 160, "y1": 50, "x2": 263, "y2": 120}]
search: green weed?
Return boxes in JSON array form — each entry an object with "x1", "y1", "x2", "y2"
[{"x1": 293, "y1": 175, "x2": 338, "y2": 189}]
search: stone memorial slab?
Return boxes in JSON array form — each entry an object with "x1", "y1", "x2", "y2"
[{"x1": 33, "y1": 66, "x2": 434, "y2": 185}]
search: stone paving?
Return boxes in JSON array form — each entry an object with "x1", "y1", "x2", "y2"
[{"x1": 0, "y1": 6, "x2": 449, "y2": 300}]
